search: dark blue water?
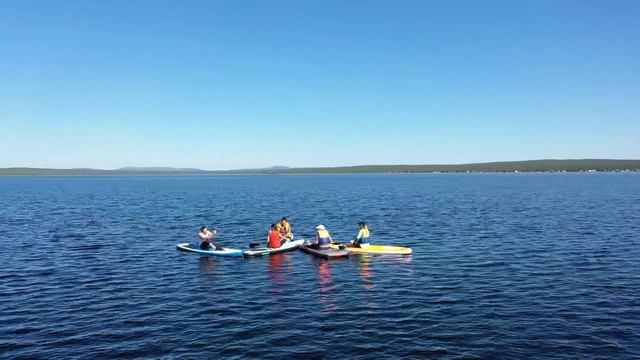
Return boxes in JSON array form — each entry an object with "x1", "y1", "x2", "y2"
[{"x1": 1, "y1": 174, "x2": 639, "y2": 359}]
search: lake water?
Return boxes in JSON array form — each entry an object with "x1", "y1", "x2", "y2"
[{"x1": 1, "y1": 173, "x2": 639, "y2": 359}]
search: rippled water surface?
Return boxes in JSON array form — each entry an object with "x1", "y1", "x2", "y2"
[{"x1": 1, "y1": 173, "x2": 639, "y2": 359}]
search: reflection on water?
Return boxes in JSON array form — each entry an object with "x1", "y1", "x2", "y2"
[
  {"x1": 268, "y1": 253, "x2": 287, "y2": 293},
  {"x1": 354, "y1": 255, "x2": 380, "y2": 314},
  {"x1": 198, "y1": 256, "x2": 217, "y2": 275},
  {"x1": 317, "y1": 260, "x2": 338, "y2": 314},
  {"x1": 384, "y1": 254, "x2": 414, "y2": 279},
  {"x1": 356, "y1": 255, "x2": 376, "y2": 291},
  {"x1": 3, "y1": 174, "x2": 639, "y2": 359}
]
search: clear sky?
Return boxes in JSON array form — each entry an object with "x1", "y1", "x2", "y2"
[{"x1": 1, "y1": 0, "x2": 639, "y2": 169}]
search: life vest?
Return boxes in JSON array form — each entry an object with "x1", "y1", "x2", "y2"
[
  {"x1": 357, "y1": 228, "x2": 370, "y2": 240},
  {"x1": 317, "y1": 229, "x2": 331, "y2": 248},
  {"x1": 277, "y1": 222, "x2": 291, "y2": 234},
  {"x1": 268, "y1": 230, "x2": 281, "y2": 248}
]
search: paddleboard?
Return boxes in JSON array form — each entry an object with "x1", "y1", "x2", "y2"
[
  {"x1": 244, "y1": 239, "x2": 304, "y2": 257},
  {"x1": 300, "y1": 241, "x2": 349, "y2": 259},
  {"x1": 329, "y1": 243, "x2": 412, "y2": 255},
  {"x1": 176, "y1": 243, "x2": 243, "y2": 257}
]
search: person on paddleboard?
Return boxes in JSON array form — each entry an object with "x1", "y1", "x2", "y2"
[
  {"x1": 276, "y1": 217, "x2": 294, "y2": 240},
  {"x1": 267, "y1": 223, "x2": 285, "y2": 248},
  {"x1": 315, "y1": 224, "x2": 334, "y2": 249},
  {"x1": 351, "y1": 222, "x2": 370, "y2": 248},
  {"x1": 198, "y1": 225, "x2": 222, "y2": 250}
]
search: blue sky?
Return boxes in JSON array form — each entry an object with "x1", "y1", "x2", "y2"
[{"x1": 1, "y1": 0, "x2": 638, "y2": 169}]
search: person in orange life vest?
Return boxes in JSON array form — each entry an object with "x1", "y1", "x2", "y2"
[
  {"x1": 267, "y1": 223, "x2": 286, "y2": 249},
  {"x1": 276, "y1": 217, "x2": 293, "y2": 241},
  {"x1": 315, "y1": 224, "x2": 334, "y2": 250}
]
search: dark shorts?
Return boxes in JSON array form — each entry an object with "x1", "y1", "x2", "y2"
[{"x1": 353, "y1": 239, "x2": 370, "y2": 248}]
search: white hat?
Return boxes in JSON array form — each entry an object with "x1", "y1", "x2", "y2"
[{"x1": 316, "y1": 224, "x2": 326, "y2": 230}]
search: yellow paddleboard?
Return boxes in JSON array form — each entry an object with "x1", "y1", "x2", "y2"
[{"x1": 329, "y1": 244, "x2": 412, "y2": 255}]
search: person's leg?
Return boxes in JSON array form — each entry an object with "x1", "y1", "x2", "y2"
[{"x1": 210, "y1": 242, "x2": 222, "y2": 250}]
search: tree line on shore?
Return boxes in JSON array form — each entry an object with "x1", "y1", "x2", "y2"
[{"x1": 1, "y1": 159, "x2": 639, "y2": 176}]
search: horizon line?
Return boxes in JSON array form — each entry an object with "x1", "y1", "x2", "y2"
[{"x1": 2, "y1": 158, "x2": 640, "y2": 172}]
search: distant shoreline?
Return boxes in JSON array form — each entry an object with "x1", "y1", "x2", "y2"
[{"x1": 1, "y1": 159, "x2": 639, "y2": 176}]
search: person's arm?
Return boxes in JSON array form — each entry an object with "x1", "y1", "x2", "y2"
[{"x1": 352, "y1": 231, "x2": 360, "y2": 246}]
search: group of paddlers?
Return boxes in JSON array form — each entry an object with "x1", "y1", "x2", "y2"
[{"x1": 198, "y1": 217, "x2": 370, "y2": 251}]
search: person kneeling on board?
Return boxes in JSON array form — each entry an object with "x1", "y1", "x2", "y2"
[
  {"x1": 351, "y1": 221, "x2": 370, "y2": 248},
  {"x1": 267, "y1": 223, "x2": 286, "y2": 248},
  {"x1": 198, "y1": 225, "x2": 222, "y2": 250},
  {"x1": 315, "y1": 224, "x2": 334, "y2": 250},
  {"x1": 276, "y1": 217, "x2": 294, "y2": 241}
]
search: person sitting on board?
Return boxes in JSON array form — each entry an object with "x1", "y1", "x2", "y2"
[
  {"x1": 276, "y1": 217, "x2": 294, "y2": 241},
  {"x1": 351, "y1": 221, "x2": 370, "y2": 248},
  {"x1": 267, "y1": 223, "x2": 285, "y2": 248},
  {"x1": 315, "y1": 224, "x2": 333, "y2": 250},
  {"x1": 198, "y1": 225, "x2": 222, "y2": 250}
]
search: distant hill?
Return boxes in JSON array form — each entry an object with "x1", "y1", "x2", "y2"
[
  {"x1": 1, "y1": 159, "x2": 639, "y2": 176},
  {"x1": 229, "y1": 165, "x2": 291, "y2": 172},
  {"x1": 117, "y1": 167, "x2": 203, "y2": 172}
]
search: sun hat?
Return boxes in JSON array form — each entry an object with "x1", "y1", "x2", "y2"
[{"x1": 316, "y1": 224, "x2": 326, "y2": 230}]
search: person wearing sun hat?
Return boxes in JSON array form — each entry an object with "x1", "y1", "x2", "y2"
[{"x1": 315, "y1": 224, "x2": 334, "y2": 249}]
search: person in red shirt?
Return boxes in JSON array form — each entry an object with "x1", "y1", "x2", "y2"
[{"x1": 267, "y1": 223, "x2": 285, "y2": 248}]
